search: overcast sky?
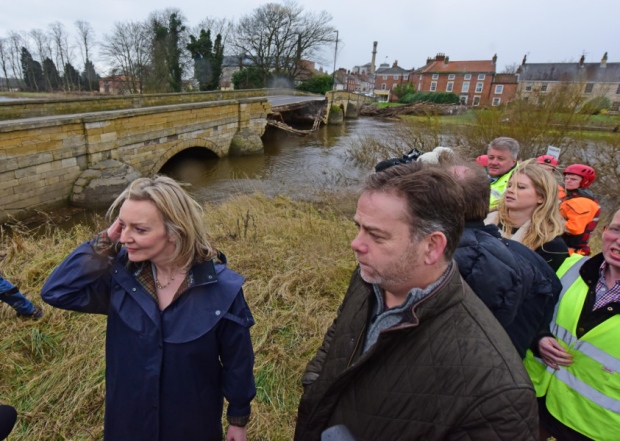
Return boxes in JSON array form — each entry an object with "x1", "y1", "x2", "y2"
[{"x1": 1, "y1": 0, "x2": 618, "y2": 75}]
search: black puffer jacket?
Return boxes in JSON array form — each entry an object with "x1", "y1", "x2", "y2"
[
  {"x1": 454, "y1": 222, "x2": 561, "y2": 358},
  {"x1": 454, "y1": 223, "x2": 522, "y2": 326},
  {"x1": 295, "y1": 264, "x2": 538, "y2": 441}
]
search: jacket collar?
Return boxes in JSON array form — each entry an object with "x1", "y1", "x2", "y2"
[
  {"x1": 117, "y1": 248, "x2": 221, "y2": 287},
  {"x1": 580, "y1": 253, "x2": 605, "y2": 287},
  {"x1": 384, "y1": 262, "x2": 462, "y2": 331}
]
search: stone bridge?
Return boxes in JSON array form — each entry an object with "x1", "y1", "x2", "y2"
[
  {"x1": 0, "y1": 89, "x2": 372, "y2": 223},
  {"x1": 325, "y1": 91, "x2": 374, "y2": 123}
]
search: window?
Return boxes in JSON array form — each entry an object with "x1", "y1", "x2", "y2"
[
  {"x1": 475, "y1": 82, "x2": 483, "y2": 93},
  {"x1": 494, "y1": 85, "x2": 504, "y2": 94},
  {"x1": 448, "y1": 74, "x2": 455, "y2": 80},
  {"x1": 478, "y1": 74, "x2": 485, "y2": 80},
  {"x1": 432, "y1": 74, "x2": 439, "y2": 80},
  {"x1": 462, "y1": 82, "x2": 470, "y2": 93},
  {"x1": 585, "y1": 83, "x2": 594, "y2": 94},
  {"x1": 393, "y1": 75, "x2": 399, "y2": 80},
  {"x1": 611, "y1": 101, "x2": 620, "y2": 111},
  {"x1": 617, "y1": 84, "x2": 620, "y2": 94},
  {"x1": 473, "y1": 96, "x2": 481, "y2": 106},
  {"x1": 404, "y1": 75, "x2": 409, "y2": 80},
  {"x1": 430, "y1": 81, "x2": 437, "y2": 91},
  {"x1": 492, "y1": 97, "x2": 501, "y2": 106},
  {"x1": 525, "y1": 82, "x2": 533, "y2": 92},
  {"x1": 446, "y1": 82, "x2": 454, "y2": 92},
  {"x1": 541, "y1": 83, "x2": 548, "y2": 93},
  {"x1": 459, "y1": 95, "x2": 468, "y2": 105},
  {"x1": 464, "y1": 74, "x2": 472, "y2": 80},
  {"x1": 383, "y1": 75, "x2": 387, "y2": 80},
  {"x1": 381, "y1": 83, "x2": 386, "y2": 90}
]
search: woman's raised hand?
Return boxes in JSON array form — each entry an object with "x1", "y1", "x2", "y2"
[{"x1": 107, "y1": 218, "x2": 123, "y2": 243}]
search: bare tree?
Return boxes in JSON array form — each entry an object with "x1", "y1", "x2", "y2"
[
  {"x1": 231, "y1": 1, "x2": 335, "y2": 84},
  {"x1": 29, "y1": 28, "x2": 54, "y2": 91},
  {"x1": 0, "y1": 38, "x2": 10, "y2": 90},
  {"x1": 75, "y1": 20, "x2": 95, "y2": 66},
  {"x1": 191, "y1": 17, "x2": 234, "y2": 49},
  {"x1": 75, "y1": 20, "x2": 97, "y2": 90},
  {"x1": 6, "y1": 32, "x2": 25, "y2": 83},
  {"x1": 100, "y1": 21, "x2": 152, "y2": 93},
  {"x1": 500, "y1": 63, "x2": 520, "y2": 74},
  {"x1": 49, "y1": 22, "x2": 73, "y2": 91}
]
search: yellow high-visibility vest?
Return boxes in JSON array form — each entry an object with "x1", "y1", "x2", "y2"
[
  {"x1": 523, "y1": 254, "x2": 620, "y2": 440},
  {"x1": 489, "y1": 168, "x2": 515, "y2": 210}
]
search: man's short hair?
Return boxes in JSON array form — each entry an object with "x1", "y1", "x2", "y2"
[
  {"x1": 488, "y1": 137, "x2": 520, "y2": 159},
  {"x1": 364, "y1": 162, "x2": 464, "y2": 260},
  {"x1": 449, "y1": 162, "x2": 491, "y2": 222}
]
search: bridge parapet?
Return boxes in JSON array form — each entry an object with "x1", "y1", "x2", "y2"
[{"x1": 0, "y1": 88, "x2": 307, "y2": 121}]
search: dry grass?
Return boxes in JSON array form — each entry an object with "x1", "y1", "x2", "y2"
[{"x1": 0, "y1": 194, "x2": 357, "y2": 440}]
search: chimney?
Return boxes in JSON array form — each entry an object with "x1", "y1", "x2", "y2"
[
  {"x1": 601, "y1": 52, "x2": 608, "y2": 68},
  {"x1": 435, "y1": 53, "x2": 446, "y2": 62},
  {"x1": 370, "y1": 41, "x2": 378, "y2": 76},
  {"x1": 579, "y1": 55, "x2": 585, "y2": 67},
  {"x1": 492, "y1": 54, "x2": 497, "y2": 65},
  {"x1": 522, "y1": 54, "x2": 527, "y2": 65},
  {"x1": 444, "y1": 56, "x2": 449, "y2": 64},
  {"x1": 392, "y1": 60, "x2": 398, "y2": 68}
]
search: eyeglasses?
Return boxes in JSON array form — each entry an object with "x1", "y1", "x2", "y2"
[{"x1": 604, "y1": 226, "x2": 620, "y2": 237}]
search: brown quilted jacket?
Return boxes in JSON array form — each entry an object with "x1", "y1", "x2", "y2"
[{"x1": 295, "y1": 263, "x2": 538, "y2": 441}]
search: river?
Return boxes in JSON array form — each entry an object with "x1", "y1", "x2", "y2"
[{"x1": 160, "y1": 117, "x2": 400, "y2": 204}]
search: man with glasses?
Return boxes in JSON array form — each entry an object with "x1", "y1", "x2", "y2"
[{"x1": 524, "y1": 208, "x2": 620, "y2": 440}]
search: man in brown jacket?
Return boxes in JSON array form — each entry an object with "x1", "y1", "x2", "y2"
[{"x1": 295, "y1": 162, "x2": 538, "y2": 441}]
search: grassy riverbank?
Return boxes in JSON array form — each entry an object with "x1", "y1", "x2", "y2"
[{"x1": 0, "y1": 193, "x2": 359, "y2": 440}]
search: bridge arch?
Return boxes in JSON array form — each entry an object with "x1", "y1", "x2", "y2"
[{"x1": 149, "y1": 138, "x2": 221, "y2": 175}]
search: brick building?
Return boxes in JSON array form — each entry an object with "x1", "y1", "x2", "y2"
[
  {"x1": 412, "y1": 54, "x2": 498, "y2": 106},
  {"x1": 374, "y1": 61, "x2": 414, "y2": 102},
  {"x1": 490, "y1": 74, "x2": 518, "y2": 106}
]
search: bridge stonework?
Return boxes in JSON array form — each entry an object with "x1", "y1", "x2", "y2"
[
  {"x1": 0, "y1": 97, "x2": 270, "y2": 223},
  {"x1": 325, "y1": 91, "x2": 374, "y2": 123}
]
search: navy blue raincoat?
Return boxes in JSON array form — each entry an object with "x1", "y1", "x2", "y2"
[{"x1": 41, "y1": 241, "x2": 256, "y2": 441}]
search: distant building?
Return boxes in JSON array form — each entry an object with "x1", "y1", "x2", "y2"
[
  {"x1": 517, "y1": 53, "x2": 620, "y2": 111},
  {"x1": 99, "y1": 75, "x2": 139, "y2": 95},
  {"x1": 352, "y1": 63, "x2": 374, "y2": 76},
  {"x1": 491, "y1": 73, "x2": 518, "y2": 106},
  {"x1": 412, "y1": 53, "x2": 497, "y2": 106},
  {"x1": 220, "y1": 55, "x2": 253, "y2": 90},
  {"x1": 374, "y1": 60, "x2": 414, "y2": 102}
]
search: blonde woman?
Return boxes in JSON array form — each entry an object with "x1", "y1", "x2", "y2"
[
  {"x1": 42, "y1": 176, "x2": 255, "y2": 441},
  {"x1": 485, "y1": 160, "x2": 568, "y2": 271}
]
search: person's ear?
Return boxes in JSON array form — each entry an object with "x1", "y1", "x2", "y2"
[{"x1": 424, "y1": 232, "x2": 447, "y2": 265}]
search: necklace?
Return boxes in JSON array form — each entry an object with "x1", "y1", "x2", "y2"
[
  {"x1": 151, "y1": 263, "x2": 175, "y2": 290},
  {"x1": 156, "y1": 275, "x2": 175, "y2": 290}
]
